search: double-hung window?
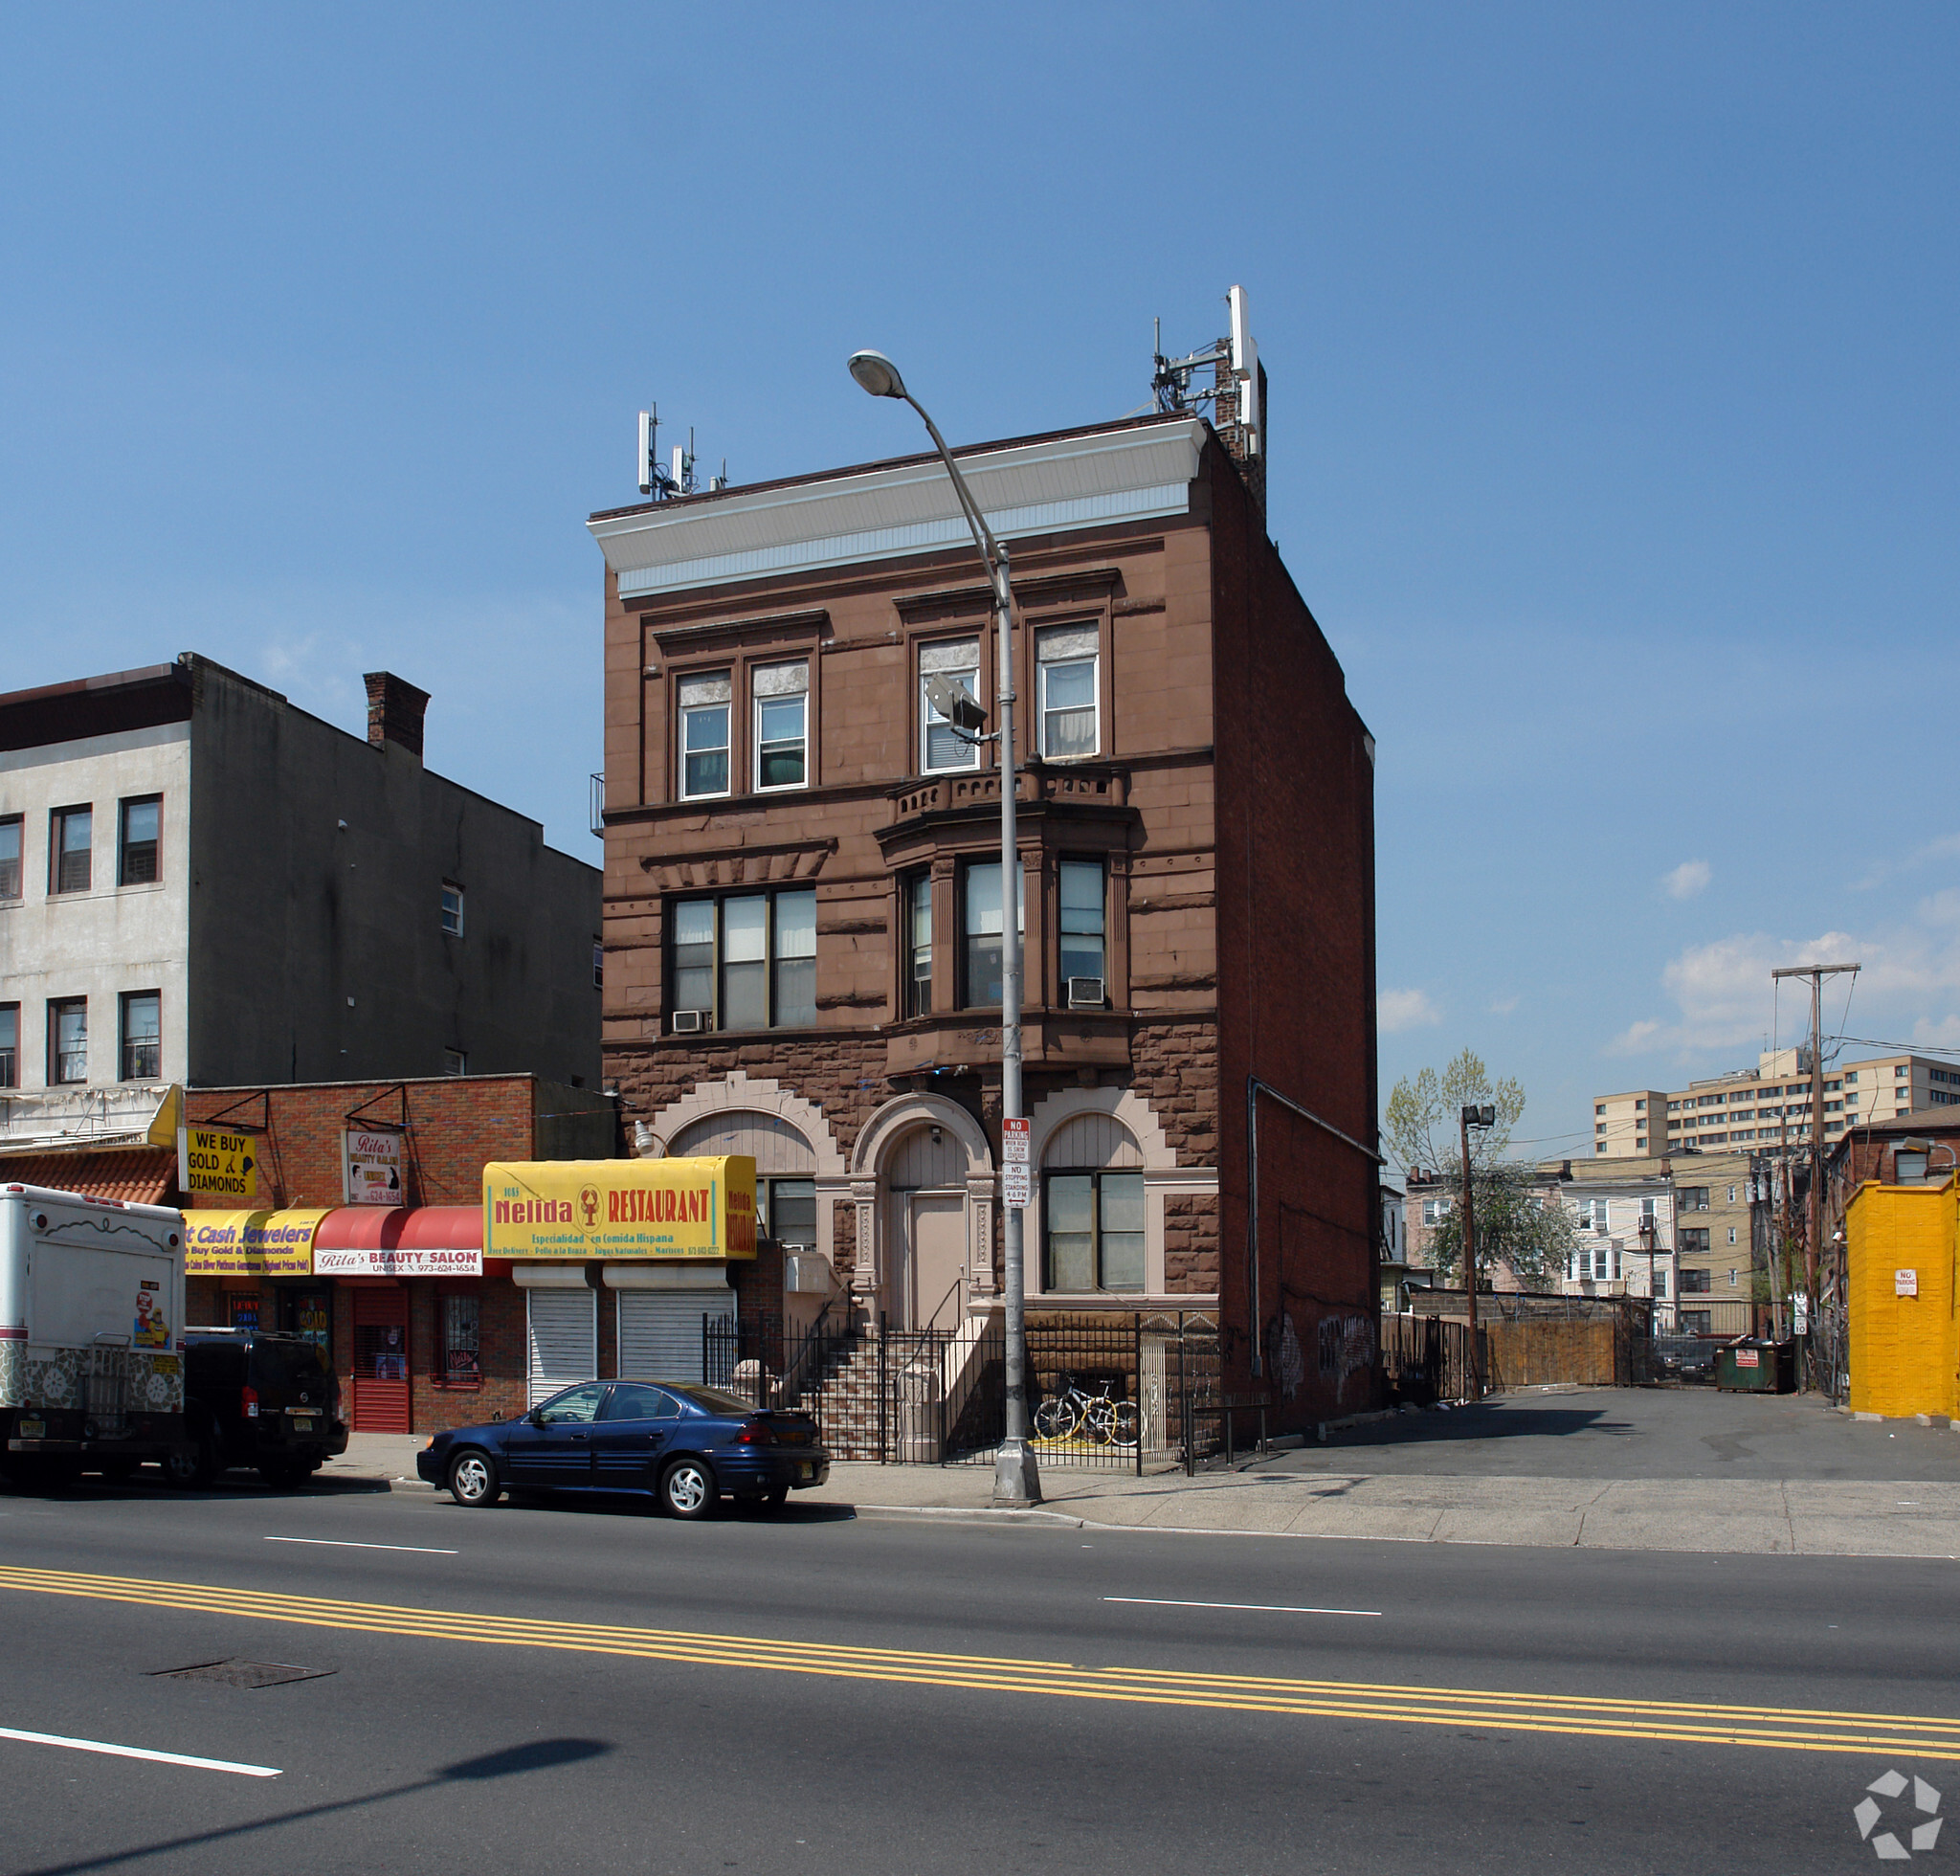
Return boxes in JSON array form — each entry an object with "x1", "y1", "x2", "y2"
[
  {"x1": 440, "y1": 882, "x2": 464, "y2": 936},
  {"x1": 1058, "y1": 859, "x2": 1105, "y2": 1000},
  {"x1": 51, "y1": 806, "x2": 91, "y2": 894},
  {"x1": 1578, "y1": 1197, "x2": 1611, "y2": 1233},
  {"x1": 669, "y1": 888, "x2": 817, "y2": 1032},
  {"x1": 1044, "y1": 1170, "x2": 1145, "y2": 1292},
  {"x1": 678, "y1": 671, "x2": 732, "y2": 799},
  {"x1": 960, "y1": 860, "x2": 1021, "y2": 1008},
  {"x1": 120, "y1": 991, "x2": 161, "y2": 1082},
  {"x1": 50, "y1": 998, "x2": 87, "y2": 1083},
  {"x1": 920, "y1": 637, "x2": 981, "y2": 773},
  {"x1": 1679, "y1": 1226, "x2": 1710, "y2": 1255},
  {"x1": 0, "y1": 1004, "x2": 16, "y2": 1088},
  {"x1": 119, "y1": 796, "x2": 161, "y2": 885},
  {"x1": 904, "y1": 873, "x2": 933, "y2": 1017},
  {"x1": 1036, "y1": 624, "x2": 1099, "y2": 760},
  {"x1": 753, "y1": 661, "x2": 810, "y2": 791},
  {"x1": 0, "y1": 816, "x2": 21, "y2": 899}
]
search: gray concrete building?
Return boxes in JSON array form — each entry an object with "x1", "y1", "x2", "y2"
[{"x1": 0, "y1": 655, "x2": 599, "y2": 1145}]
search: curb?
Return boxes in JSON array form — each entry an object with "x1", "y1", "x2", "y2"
[{"x1": 847, "y1": 1503, "x2": 1087, "y2": 1529}]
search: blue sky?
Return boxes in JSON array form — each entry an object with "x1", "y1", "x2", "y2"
[{"x1": 3, "y1": 5, "x2": 1955, "y2": 1152}]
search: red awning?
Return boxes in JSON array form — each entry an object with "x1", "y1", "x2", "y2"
[{"x1": 312, "y1": 1205, "x2": 481, "y2": 1277}]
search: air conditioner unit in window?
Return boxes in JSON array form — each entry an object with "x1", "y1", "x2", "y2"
[
  {"x1": 671, "y1": 1010, "x2": 707, "y2": 1034},
  {"x1": 1066, "y1": 976, "x2": 1106, "y2": 1009}
]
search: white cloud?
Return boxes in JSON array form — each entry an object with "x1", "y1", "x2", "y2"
[
  {"x1": 1853, "y1": 831, "x2": 1960, "y2": 891},
  {"x1": 1609, "y1": 916, "x2": 1960, "y2": 1062},
  {"x1": 1489, "y1": 994, "x2": 1520, "y2": 1016},
  {"x1": 1913, "y1": 1015, "x2": 1960, "y2": 1048},
  {"x1": 1662, "y1": 859, "x2": 1711, "y2": 900},
  {"x1": 1378, "y1": 988, "x2": 1441, "y2": 1033}
]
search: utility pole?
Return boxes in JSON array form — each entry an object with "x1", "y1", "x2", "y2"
[
  {"x1": 1459, "y1": 1104, "x2": 1494, "y2": 1397},
  {"x1": 1770, "y1": 962, "x2": 1859, "y2": 1383}
]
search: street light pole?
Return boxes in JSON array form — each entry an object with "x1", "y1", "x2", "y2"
[
  {"x1": 1459, "y1": 1104, "x2": 1494, "y2": 1399},
  {"x1": 848, "y1": 349, "x2": 1040, "y2": 1506}
]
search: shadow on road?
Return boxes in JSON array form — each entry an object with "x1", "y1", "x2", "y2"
[{"x1": 16, "y1": 1736, "x2": 614, "y2": 1876}]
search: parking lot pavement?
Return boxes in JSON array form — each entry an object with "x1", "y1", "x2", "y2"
[{"x1": 1268, "y1": 1386, "x2": 1960, "y2": 1483}]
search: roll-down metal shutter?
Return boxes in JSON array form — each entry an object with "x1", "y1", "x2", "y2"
[
  {"x1": 617, "y1": 1288, "x2": 735, "y2": 1385},
  {"x1": 526, "y1": 1289, "x2": 597, "y2": 1407}
]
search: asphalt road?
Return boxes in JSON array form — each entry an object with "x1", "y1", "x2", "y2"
[{"x1": 0, "y1": 1474, "x2": 1955, "y2": 1875}]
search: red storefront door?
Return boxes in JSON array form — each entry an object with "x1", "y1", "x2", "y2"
[{"x1": 350, "y1": 1286, "x2": 412, "y2": 1432}]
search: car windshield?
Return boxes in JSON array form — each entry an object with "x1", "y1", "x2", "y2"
[{"x1": 674, "y1": 1386, "x2": 756, "y2": 1416}]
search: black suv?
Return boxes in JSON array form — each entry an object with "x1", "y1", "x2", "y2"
[{"x1": 172, "y1": 1331, "x2": 348, "y2": 1487}]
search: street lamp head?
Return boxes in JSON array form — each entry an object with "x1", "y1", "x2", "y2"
[
  {"x1": 1461, "y1": 1104, "x2": 1496, "y2": 1128},
  {"x1": 848, "y1": 349, "x2": 906, "y2": 400},
  {"x1": 923, "y1": 672, "x2": 988, "y2": 735}
]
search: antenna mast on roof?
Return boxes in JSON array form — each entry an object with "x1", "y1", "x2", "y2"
[
  {"x1": 1149, "y1": 284, "x2": 1265, "y2": 508},
  {"x1": 636, "y1": 405, "x2": 729, "y2": 501}
]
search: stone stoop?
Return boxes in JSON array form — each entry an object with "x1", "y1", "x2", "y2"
[{"x1": 803, "y1": 1328, "x2": 888, "y2": 1462}]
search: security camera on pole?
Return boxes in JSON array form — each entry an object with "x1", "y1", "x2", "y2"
[{"x1": 848, "y1": 347, "x2": 1041, "y2": 1506}]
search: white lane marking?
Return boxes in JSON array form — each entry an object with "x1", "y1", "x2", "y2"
[
  {"x1": 0, "y1": 1726, "x2": 280, "y2": 1777},
  {"x1": 264, "y1": 1536, "x2": 458, "y2": 1555},
  {"x1": 1102, "y1": 1596, "x2": 1382, "y2": 1617}
]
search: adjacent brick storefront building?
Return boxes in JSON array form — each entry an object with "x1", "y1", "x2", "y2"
[
  {"x1": 589, "y1": 389, "x2": 1380, "y2": 1429},
  {"x1": 181, "y1": 1075, "x2": 618, "y2": 1433}
]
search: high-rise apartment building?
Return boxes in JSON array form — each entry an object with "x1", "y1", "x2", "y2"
[{"x1": 1592, "y1": 1048, "x2": 1958, "y2": 1159}]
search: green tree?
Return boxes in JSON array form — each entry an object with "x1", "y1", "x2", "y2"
[
  {"x1": 1422, "y1": 1166, "x2": 1576, "y2": 1290},
  {"x1": 1383, "y1": 1048, "x2": 1526, "y2": 1178}
]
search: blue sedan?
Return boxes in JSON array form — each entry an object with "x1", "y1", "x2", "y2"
[{"x1": 416, "y1": 1381, "x2": 831, "y2": 1519}]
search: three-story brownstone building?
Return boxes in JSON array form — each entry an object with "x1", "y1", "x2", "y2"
[{"x1": 588, "y1": 401, "x2": 1380, "y2": 1426}]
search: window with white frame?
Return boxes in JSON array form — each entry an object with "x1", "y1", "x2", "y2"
[
  {"x1": 678, "y1": 671, "x2": 732, "y2": 799},
  {"x1": 440, "y1": 882, "x2": 464, "y2": 936},
  {"x1": 753, "y1": 661, "x2": 810, "y2": 792},
  {"x1": 920, "y1": 637, "x2": 981, "y2": 773},
  {"x1": 1036, "y1": 624, "x2": 1098, "y2": 760},
  {"x1": 1577, "y1": 1197, "x2": 1611, "y2": 1233},
  {"x1": 1570, "y1": 1242, "x2": 1618, "y2": 1283},
  {"x1": 1421, "y1": 1197, "x2": 1449, "y2": 1229}
]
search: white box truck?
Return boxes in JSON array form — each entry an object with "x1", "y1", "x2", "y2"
[{"x1": 1, "y1": 1182, "x2": 189, "y2": 1487}]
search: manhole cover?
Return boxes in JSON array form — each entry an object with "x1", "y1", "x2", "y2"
[{"x1": 149, "y1": 1659, "x2": 335, "y2": 1688}]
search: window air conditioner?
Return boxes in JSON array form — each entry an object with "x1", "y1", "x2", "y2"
[
  {"x1": 1066, "y1": 976, "x2": 1106, "y2": 1009},
  {"x1": 671, "y1": 1010, "x2": 707, "y2": 1034}
]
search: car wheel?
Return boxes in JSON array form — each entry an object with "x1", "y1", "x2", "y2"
[
  {"x1": 448, "y1": 1451, "x2": 501, "y2": 1508},
  {"x1": 660, "y1": 1457, "x2": 717, "y2": 1520},
  {"x1": 98, "y1": 1458, "x2": 140, "y2": 1484},
  {"x1": 163, "y1": 1440, "x2": 215, "y2": 1489},
  {"x1": 258, "y1": 1459, "x2": 309, "y2": 1489}
]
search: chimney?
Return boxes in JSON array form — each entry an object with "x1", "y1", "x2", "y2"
[{"x1": 363, "y1": 671, "x2": 430, "y2": 760}]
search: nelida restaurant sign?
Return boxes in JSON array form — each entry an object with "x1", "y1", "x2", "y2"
[{"x1": 481, "y1": 1156, "x2": 757, "y2": 1262}]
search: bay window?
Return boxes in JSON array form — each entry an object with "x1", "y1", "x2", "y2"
[
  {"x1": 904, "y1": 872, "x2": 932, "y2": 1017},
  {"x1": 959, "y1": 861, "x2": 1021, "y2": 1009},
  {"x1": 1058, "y1": 859, "x2": 1105, "y2": 996}
]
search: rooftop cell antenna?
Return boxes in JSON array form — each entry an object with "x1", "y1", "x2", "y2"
[{"x1": 636, "y1": 406, "x2": 727, "y2": 501}]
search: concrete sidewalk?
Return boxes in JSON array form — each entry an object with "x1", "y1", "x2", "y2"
[{"x1": 325, "y1": 1429, "x2": 1960, "y2": 1558}]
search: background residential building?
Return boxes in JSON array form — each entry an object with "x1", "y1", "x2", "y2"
[
  {"x1": 589, "y1": 376, "x2": 1381, "y2": 1427},
  {"x1": 1592, "y1": 1048, "x2": 1954, "y2": 1161},
  {"x1": 0, "y1": 655, "x2": 601, "y2": 1146}
]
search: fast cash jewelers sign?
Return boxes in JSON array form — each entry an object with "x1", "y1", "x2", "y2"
[
  {"x1": 482, "y1": 1157, "x2": 757, "y2": 1262},
  {"x1": 183, "y1": 1210, "x2": 333, "y2": 1277}
]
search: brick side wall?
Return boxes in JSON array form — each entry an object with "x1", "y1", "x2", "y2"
[{"x1": 1208, "y1": 437, "x2": 1380, "y2": 1428}]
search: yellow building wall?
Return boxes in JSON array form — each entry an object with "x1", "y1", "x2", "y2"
[{"x1": 1845, "y1": 1178, "x2": 1959, "y2": 1420}]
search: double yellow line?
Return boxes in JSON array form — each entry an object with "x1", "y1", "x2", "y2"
[{"x1": 3, "y1": 1563, "x2": 1954, "y2": 1760}]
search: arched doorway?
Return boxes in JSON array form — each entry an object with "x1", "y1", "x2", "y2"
[{"x1": 850, "y1": 1094, "x2": 995, "y2": 1329}]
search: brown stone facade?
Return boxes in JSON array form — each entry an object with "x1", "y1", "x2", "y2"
[{"x1": 590, "y1": 412, "x2": 1377, "y2": 1429}]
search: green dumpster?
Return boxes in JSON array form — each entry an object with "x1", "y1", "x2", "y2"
[{"x1": 1716, "y1": 1338, "x2": 1793, "y2": 1393}]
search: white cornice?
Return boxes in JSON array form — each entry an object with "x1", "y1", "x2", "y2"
[{"x1": 589, "y1": 419, "x2": 1205, "y2": 602}]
